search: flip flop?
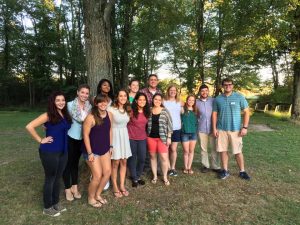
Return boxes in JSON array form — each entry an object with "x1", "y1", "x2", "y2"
[
  {"x1": 163, "y1": 179, "x2": 170, "y2": 186},
  {"x1": 151, "y1": 178, "x2": 157, "y2": 184},
  {"x1": 96, "y1": 196, "x2": 108, "y2": 204},
  {"x1": 113, "y1": 191, "x2": 123, "y2": 198},
  {"x1": 88, "y1": 201, "x2": 102, "y2": 208},
  {"x1": 188, "y1": 169, "x2": 194, "y2": 174},
  {"x1": 183, "y1": 169, "x2": 189, "y2": 174},
  {"x1": 120, "y1": 189, "x2": 129, "y2": 197}
]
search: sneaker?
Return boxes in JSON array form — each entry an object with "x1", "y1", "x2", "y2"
[
  {"x1": 53, "y1": 204, "x2": 67, "y2": 212},
  {"x1": 103, "y1": 180, "x2": 110, "y2": 191},
  {"x1": 132, "y1": 180, "x2": 138, "y2": 188},
  {"x1": 201, "y1": 166, "x2": 210, "y2": 173},
  {"x1": 239, "y1": 171, "x2": 251, "y2": 180},
  {"x1": 219, "y1": 170, "x2": 230, "y2": 179},
  {"x1": 211, "y1": 168, "x2": 222, "y2": 173},
  {"x1": 43, "y1": 207, "x2": 61, "y2": 217},
  {"x1": 168, "y1": 170, "x2": 174, "y2": 176},
  {"x1": 137, "y1": 179, "x2": 146, "y2": 185}
]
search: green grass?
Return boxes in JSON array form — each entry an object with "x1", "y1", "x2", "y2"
[{"x1": 1, "y1": 111, "x2": 300, "y2": 225}]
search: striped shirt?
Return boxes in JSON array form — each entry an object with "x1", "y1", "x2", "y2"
[
  {"x1": 196, "y1": 97, "x2": 214, "y2": 134},
  {"x1": 213, "y1": 92, "x2": 248, "y2": 131},
  {"x1": 147, "y1": 108, "x2": 173, "y2": 144}
]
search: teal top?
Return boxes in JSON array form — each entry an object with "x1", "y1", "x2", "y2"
[
  {"x1": 181, "y1": 110, "x2": 198, "y2": 133},
  {"x1": 129, "y1": 96, "x2": 134, "y2": 104},
  {"x1": 213, "y1": 92, "x2": 248, "y2": 131}
]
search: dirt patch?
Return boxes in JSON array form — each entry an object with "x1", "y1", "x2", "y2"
[{"x1": 249, "y1": 124, "x2": 275, "y2": 132}]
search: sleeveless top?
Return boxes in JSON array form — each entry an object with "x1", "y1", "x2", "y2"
[
  {"x1": 39, "y1": 118, "x2": 71, "y2": 153},
  {"x1": 181, "y1": 110, "x2": 198, "y2": 134},
  {"x1": 82, "y1": 113, "x2": 111, "y2": 156}
]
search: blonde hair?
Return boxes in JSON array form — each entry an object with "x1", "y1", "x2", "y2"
[{"x1": 165, "y1": 84, "x2": 180, "y2": 102}]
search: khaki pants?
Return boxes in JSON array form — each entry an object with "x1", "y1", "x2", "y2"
[{"x1": 198, "y1": 132, "x2": 220, "y2": 169}]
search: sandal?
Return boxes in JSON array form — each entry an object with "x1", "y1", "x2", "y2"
[
  {"x1": 113, "y1": 191, "x2": 123, "y2": 198},
  {"x1": 183, "y1": 169, "x2": 189, "y2": 174},
  {"x1": 188, "y1": 169, "x2": 194, "y2": 174},
  {"x1": 65, "y1": 190, "x2": 74, "y2": 201},
  {"x1": 88, "y1": 201, "x2": 102, "y2": 208},
  {"x1": 151, "y1": 178, "x2": 157, "y2": 184},
  {"x1": 71, "y1": 191, "x2": 82, "y2": 199},
  {"x1": 95, "y1": 196, "x2": 108, "y2": 204},
  {"x1": 163, "y1": 179, "x2": 170, "y2": 186},
  {"x1": 120, "y1": 189, "x2": 129, "y2": 197}
]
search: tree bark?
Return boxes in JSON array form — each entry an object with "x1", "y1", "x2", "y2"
[
  {"x1": 83, "y1": 0, "x2": 116, "y2": 96},
  {"x1": 292, "y1": 5, "x2": 300, "y2": 119},
  {"x1": 215, "y1": 6, "x2": 224, "y2": 97},
  {"x1": 196, "y1": 0, "x2": 205, "y2": 83}
]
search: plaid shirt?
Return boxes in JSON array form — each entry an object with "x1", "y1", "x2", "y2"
[{"x1": 139, "y1": 87, "x2": 162, "y2": 106}]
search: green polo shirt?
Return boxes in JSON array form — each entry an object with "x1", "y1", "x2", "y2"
[{"x1": 213, "y1": 92, "x2": 248, "y2": 131}]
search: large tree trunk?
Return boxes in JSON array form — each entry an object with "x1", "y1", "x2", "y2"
[
  {"x1": 196, "y1": 0, "x2": 205, "y2": 83},
  {"x1": 215, "y1": 6, "x2": 224, "y2": 97},
  {"x1": 83, "y1": 0, "x2": 116, "y2": 96},
  {"x1": 270, "y1": 50, "x2": 279, "y2": 90},
  {"x1": 292, "y1": 5, "x2": 300, "y2": 119}
]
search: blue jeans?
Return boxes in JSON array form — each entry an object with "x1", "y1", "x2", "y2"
[{"x1": 127, "y1": 139, "x2": 147, "y2": 181}]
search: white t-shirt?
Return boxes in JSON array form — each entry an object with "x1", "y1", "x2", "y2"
[{"x1": 164, "y1": 100, "x2": 181, "y2": 130}]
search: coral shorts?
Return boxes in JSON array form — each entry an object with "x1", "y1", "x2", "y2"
[{"x1": 147, "y1": 137, "x2": 168, "y2": 153}]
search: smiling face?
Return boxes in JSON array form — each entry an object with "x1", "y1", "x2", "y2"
[
  {"x1": 55, "y1": 95, "x2": 66, "y2": 111},
  {"x1": 129, "y1": 81, "x2": 139, "y2": 94},
  {"x1": 148, "y1": 75, "x2": 158, "y2": 89},
  {"x1": 117, "y1": 90, "x2": 128, "y2": 106},
  {"x1": 96, "y1": 100, "x2": 108, "y2": 111},
  {"x1": 100, "y1": 81, "x2": 111, "y2": 94},
  {"x1": 77, "y1": 87, "x2": 90, "y2": 102},
  {"x1": 186, "y1": 96, "x2": 195, "y2": 108},
  {"x1": 223, "y1": 81, "x2": 234, "y2": 94},
  {"x1": 136, "y1": 95, "x2": 146, "y2": 108},
  {"x1": 200, "y1": 87, "x2": 209, "y2": 100},
  {"x1": 153, "y1": 95, "x2": 162, "y2": 107},
  {"x1": 168, "y1": 86, "x2": 177, "y2": 99}
]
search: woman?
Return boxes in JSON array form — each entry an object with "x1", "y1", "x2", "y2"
[
  {"x1": 82, "y1": 94, "x2": 112, "y2": 207},
  {"x1": 96, "y1": 79, "x2": 114, "y2": 106},
  {"x1": 95, "y1": 78, "x2": 114, "y2": 191},
  {"x1": 164, "y1": 84, "x2": 183, "y2": 177},
  {"x1": 63, "y1": 84, "x2": 92, "y2": 201},
  {"x1": 181, "y1": 95, "x2": 199, "y2": 174},
  {"x1": 128, "y1": 79, "x2": 140, "y2": 104},
  {"x1": 127, "y1": 92, "x2": 150, "y2": 187},
  {"x1": 26, "y1": 91, "x2": 72, "y2": 217},
  {"x1": 108, "y1": 89, "x2": 132, "y2": 197},
  {"x1": 147, "y1": 93, "x2": 173, "y2": 186}
]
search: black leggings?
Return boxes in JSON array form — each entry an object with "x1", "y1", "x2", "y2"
[
  {"x1": 39, "y1": 150, "x2": 67, "y2": 209},
  {"x1": 63, "y1": 136, "x2": 82, "y2": 189}
]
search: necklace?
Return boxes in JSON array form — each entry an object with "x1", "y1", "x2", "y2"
[{"x1": 118, "y1": 107, "x2": 126, "y2": 114}]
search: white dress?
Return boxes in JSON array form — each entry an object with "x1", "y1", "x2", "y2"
[{"x1": 107, "y1": 106, "x2": 132, "y2": 160}]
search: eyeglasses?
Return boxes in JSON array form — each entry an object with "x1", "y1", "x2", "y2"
[{"x1": 223, "y1": 84, "x2": 233, "y2": 87}]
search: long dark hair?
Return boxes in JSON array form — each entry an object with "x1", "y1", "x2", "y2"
[
  {"x1": 96, "y1": 79, "x2": 114, "y2": 101},
  {"x1": 152, "y1": 93, "x2": 164, "y2": 107},
  {"x1": 131, "y1": 92, "x2": 150, "y2": 118},
  {"x1": 47, "y1": 91, "x2": 72, "y2": 124},
  {"x1": 112, "y1": 89, "x2": 131, "y2": 115},
  {"x1": 91, "y1": 94, "x2": 109, "y2": 125}
]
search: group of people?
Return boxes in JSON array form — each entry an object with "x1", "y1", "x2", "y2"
[{"x1": 26, "y1": 74, "x2": 251, "y2": 217}]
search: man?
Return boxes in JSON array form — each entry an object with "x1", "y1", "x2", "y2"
[
  {"x1": 140, "y1": 74, "x2": 162, "y2": 105},
  {"x1": 196, "y1": 84, "x2": 221, "y2": 173},
  {"x1": 212, "y1": 78, "x2": 251, "y2": 180}
]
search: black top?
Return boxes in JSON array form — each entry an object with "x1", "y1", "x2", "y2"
[{"x1": 149, "y1": 114, "x2": 160, "y2": 138}]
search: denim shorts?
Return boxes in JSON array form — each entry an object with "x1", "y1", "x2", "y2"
[
  {"x1": 181, "y1": 133, "x2": 197, "y2": 142},
  {"x1": 171, "y1": 130, "x2": 181, "y2": 142},
  {"x1": 82, "y1": 153, "x2": 100, "y2": 160}
]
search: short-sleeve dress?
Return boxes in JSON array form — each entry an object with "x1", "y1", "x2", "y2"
[{"x1": 107, "y1": 106, "x2": 132, "y2": 160}]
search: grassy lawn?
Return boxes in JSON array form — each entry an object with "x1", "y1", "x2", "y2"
[{"x1": 1, "y1": 111, "x2": 300, "y2": 225}]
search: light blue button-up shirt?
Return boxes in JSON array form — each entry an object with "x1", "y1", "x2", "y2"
[{"x1": 196, "y1": 97, "x2": 214, "y2": 134}]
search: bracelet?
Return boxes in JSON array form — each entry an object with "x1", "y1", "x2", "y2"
[
  {"x1": 242, "y1": 126, "x2": 248, "y2": 129},
  {"x1": 109, "y1": 145, "x2": 113, "y2": 148},
  {"x1": 88, "y1": 152, "x2": 93, "y2": 156}
]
